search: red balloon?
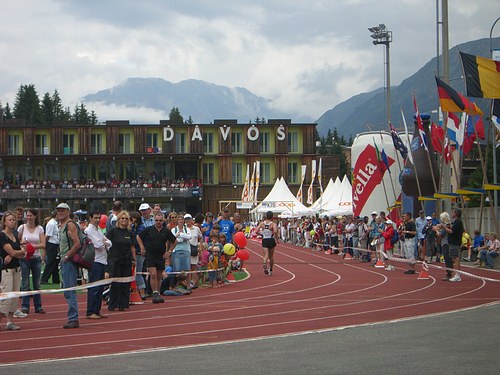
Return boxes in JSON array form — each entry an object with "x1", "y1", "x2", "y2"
[
  {"x1": 234, "y1": 231, "x2": 247, "y2": 248},
  {"x1": 236, "y1": 249, "x2": 250, "y2": 261},
  {"x1": 99, "y1": 214, "x2": 108, "y2": 229}
]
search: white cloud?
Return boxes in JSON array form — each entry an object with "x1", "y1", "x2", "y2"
[{"x1": 0, "y1": 0, "x2": 498, "y2": 121}]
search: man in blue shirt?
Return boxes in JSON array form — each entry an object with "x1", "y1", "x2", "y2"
[{"x1": 218, "y1": 209, "x2": 235, "y2": 245}]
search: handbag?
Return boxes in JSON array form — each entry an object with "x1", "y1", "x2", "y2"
[
  {"x1": 190, "y1": 244, "x2": 199, "y2": 257},
  {"x1": 66, "y1": 221, "x2": 95, "y2": 269}
]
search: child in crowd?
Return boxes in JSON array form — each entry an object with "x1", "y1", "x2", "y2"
[
  {"x1": 197, "y1": 242, "x2": 209, "y2": 285},
  {"x1": 208, "y1": 231, "x2": 223, "y2": 288}
]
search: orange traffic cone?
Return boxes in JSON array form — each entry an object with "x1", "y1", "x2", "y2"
[
  {"x1": 343, "y1": 252, "x2": 353, "y2": 260},
  {"x1": 375, "y1": 259, "x2": 385, "y2": 268},
  {"x1": 130, "y1": 267, "x2": 145, "y2": 304},
  {"x1": 418, "y1": 262, "x2": 431, "y2": 280}
]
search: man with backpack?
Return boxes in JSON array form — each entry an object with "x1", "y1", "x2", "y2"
[{"x1": 57, "y1": 202, "x2": 81, "y2": 329}]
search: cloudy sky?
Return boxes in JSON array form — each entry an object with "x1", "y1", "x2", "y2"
[{"x1": 0, "y1": 0, "x2": 498, "y2": 122}]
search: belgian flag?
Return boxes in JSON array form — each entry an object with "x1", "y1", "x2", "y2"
[
  {"x1": 435, "y1": 76, "x2": 482, "y2": 115},
  {"x1": 460, "y1": 52, "x2": 500, "y2": 99}
]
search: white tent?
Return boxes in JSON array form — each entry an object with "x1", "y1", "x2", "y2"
[
  {"x1": 251, "y1": 177, "x2": 315, "y2": 217},
  {"x1": 322, "y1": 175, "x2": 353, "y2": 216},
  {"x1": 310, "y1": 177, "x2": 340, "y2": 212}
]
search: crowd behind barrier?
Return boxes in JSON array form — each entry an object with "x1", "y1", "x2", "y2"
[{"x1": 1, "y1": 202, "x2": 499, "y2": 331}]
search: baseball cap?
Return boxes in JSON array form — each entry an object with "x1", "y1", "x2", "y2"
[
  {"x1": 385, "y1": 219, "x2": 393, "y2": 224},
  {"x1": 184, "y1": 213, "x2": 193, "y2": 220},
  {"x1": 426, "y1": 216, "x2": 432, "y2": 220},
  {"x1": 139, "y1": 203, "x2": 151, "y2": 211},
  {"x1": 371, "y1": 211, "x2": 377, "y2": 215},
  {"x1": 56, "y1": 203, "x2": 70, "y2": 210}
]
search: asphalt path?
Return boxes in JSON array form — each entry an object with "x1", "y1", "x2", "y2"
[{"x1": 2, "y1": 301, "x2": 499, "y2": 375}]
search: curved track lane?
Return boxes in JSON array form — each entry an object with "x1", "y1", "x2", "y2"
[{"x1": 1, "y1": 239, "x2": 499, "y2": 365}]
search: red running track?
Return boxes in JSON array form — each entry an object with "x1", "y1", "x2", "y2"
[{"x1": 1, "y1": 239, "x2": 500, "y2": 365}]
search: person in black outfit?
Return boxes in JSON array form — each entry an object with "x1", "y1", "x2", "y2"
[
  {"x1": 106, "y1": 211, "x2": 136, "y2": 311},
  {"x1": 136, "y1": 212, "x2": 176, "y2": 303}
]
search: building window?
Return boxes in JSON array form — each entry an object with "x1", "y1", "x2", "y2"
[
  {"x1": 232, "y1": 162, "x2": 243, "y2": 184},
  {"x1": 7, "y1": 135, "x2": 20, "y2": 155},
  {"x1": 147, "y1": 132, "x2": 161, "y2": 153},
  {"x1": 119, "y1": 133, "x2": 131, "y2": 154},
  {"x1": 203, "y1": 133, "x2": 214, "y2": 153},
  {"x1": 260, "y1": 162, "x2": 271, "y2": 184},
  {"x1": 288, "y1": 132, "x2": 298, "y2": 153},
  {"x1": 90, "y1": 134, "x2": 103, "y2": 154},
  {"x1": 259, "y1": 132, "x2": 270, "y2": 153},
  {"x1": 176, "y1": 133, "x2": 186, "y2": 154},
  {"x1": 288, "y1": 162, "x2": 299, "y2": 184},
  {"x1": 63, "y1": 134, "x2": 75, "y2": 155},
  {"x1": 35, "y1": 134, "x2": 48, "y2": 155},
  {"x1": 231, "y1": 132, "x2": 242, "y2": 153},
  {"x1": 203, "y1": 163, "x2": 214, "y2": 184}
]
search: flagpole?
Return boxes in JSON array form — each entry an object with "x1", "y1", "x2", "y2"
[
  {"x1": 379, "y1": 131, "x2": 400, "y2": 216},
  {"x1": 472, "y1": 119, "x2": 499, "y2": 234},
  {"x1": 402, "y1": 108, "x2": 425, "y2": 212},
  {"x1": 373, "y1": 137, "x2": 391, "y2": 211}
]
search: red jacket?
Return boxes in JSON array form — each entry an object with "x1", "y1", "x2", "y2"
[{"x1": 382, "y1": 225, "x2": 395, "y2": 251}]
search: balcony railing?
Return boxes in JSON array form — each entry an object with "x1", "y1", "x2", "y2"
[{"x1": 0, "y1": 187, "x2": 202, "y2": 200}]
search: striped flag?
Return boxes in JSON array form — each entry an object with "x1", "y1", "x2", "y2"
[
  {"x1": 296, "y1": 165, "x2": 307, "y2": 203},
  {"x1": 306, "y1": 160, "x2": 316, "y2": 205},
  {"x1": 241, "y1": 164, "x2": 250, "y2": 202},
  {"x1": 460, "y1": 52, "x2": 500, "y2": 98},
  {"x1": 413, "y1": 96, "x2": 428, "y2": 151}
]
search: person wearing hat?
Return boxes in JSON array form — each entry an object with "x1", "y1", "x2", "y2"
[
  {"x1": 139, "y1": 203, "x2": 154, "y2": 228},
  {"x1": 381, "y1": 219, "x2": 395, "y2": 271},
  {"x1": 185, "y1": 213, "x2": 202, "y2": 287},
  {"x1": 57, "y1": 202, "x2": 81, "y2": 328}
]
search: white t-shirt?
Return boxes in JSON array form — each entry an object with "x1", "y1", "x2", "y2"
[{"x1": 18, "y1": 224, "x2": 45, "y2": 258}]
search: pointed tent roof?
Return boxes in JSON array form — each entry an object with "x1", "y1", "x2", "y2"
[
  {"x1": 310, "y1": 177, "x2": 340, "y2": 211},
  {"x1": 322, "y1": 175, "x2": 353, "y2": 216},
  {"x1": 252, "y1": 177, "x2": 315, "y2": 217}
]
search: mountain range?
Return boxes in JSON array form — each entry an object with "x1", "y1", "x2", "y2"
[{"x1": 82, "y1": 37, "x2": 499, "y2": 138}]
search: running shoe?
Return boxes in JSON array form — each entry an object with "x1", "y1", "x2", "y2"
[
  {"x1": 449, "y1": 274, "x2": 462, "y2": 282},
  {"x1": 263, "y1": 263, "x2": 269, "y2": 275},
  {"x1": 268, "y1": 269, "x2": 272, "y2": 276},
  {"x1": 5, "y1": 322, "x2": 21, "y2": 330},
  {"x1": 13, "y1": 310, "x2": 27, "y2": 318}
]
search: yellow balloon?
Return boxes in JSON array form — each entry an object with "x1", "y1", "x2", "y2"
[{"x1": 223, "y1": 243, "x2": 236, "y2": 255}]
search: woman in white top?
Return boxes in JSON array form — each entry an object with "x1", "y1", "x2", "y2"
[
  {"x1": 17, "y1": 208, "x2": 46, "y2": 314},
  {"x1": 171, "y1": 214, "x2": 192, "y2": 286},
  {"x1": 185, "y1": 213, "x2": 202, "y2": 287},
  {"x1": 256, "y1": 211, "x2": 279, "y2": 276}
]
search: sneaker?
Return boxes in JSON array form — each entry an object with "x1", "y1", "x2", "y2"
[
  {"x1": 404, "y1": 269, "x2": 416, "y2": 274},
  {"x1": 5, "y1": 322, "x2": 21, "y2": 331},
  {"x1": 263, "y1": 264, "x2": 269, "y2": 275},
  {"x1": 63, "y1": 321, "x2": 79, "y2": 329},
  {"x1": 152, "y1": 292, "x2": 165, "y2": 304},
  {"x1": 449, "y1": 275, "x2": 462, "y2": 282},
  {"x1": 35, "y1": 308, "x2": 46, "y2": 314},
  {"x1": 13, "y1": 310, "x2": 27, "y2": 318},
  {"x1": 86, "y1": 314, "x2": 101, "y2": 320},
  {"x1": 385, "y1": 265, "x2": 395, "y2": 271},
  {"x1": 462, "y1": 257, "x2": 471, "y2": 262},
  {"x1": 268, "y1": 269, "x2": 272, "y2": 276}
]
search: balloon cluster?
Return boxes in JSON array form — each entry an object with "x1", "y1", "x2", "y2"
[{"x1": 233, "y1": 231, "x2": 250, "y2": 261}]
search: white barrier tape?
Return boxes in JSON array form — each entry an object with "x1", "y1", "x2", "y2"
[
  {"x1": 136, "y1": 266, "x2": 228, "y2": 276},
  {"x1": 310, "y1": 242, "x2": 500, "y2": 283},
  {"x1": 0, "y1": 276, "x2": 135, "y2": 301}
]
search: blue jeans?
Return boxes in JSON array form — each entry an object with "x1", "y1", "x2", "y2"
[
  {"x1": 171, "y1": 250, "x2": 190, "y2": 272},
  {"x1": 86, "y1": 262, "x2": 106, "y2": 316},
  {"x1": 480, "y1": 250, "x2": 499, "y2": 268},
  {"x1": 135, "y1": 254, "x2": 146, "y2": 290},
  {"x1": 61, "y1": 261, "x2": 79, "y2": 322},
  {"x1": 20, "y1": 257, "x2": 42, "y2": 312}
]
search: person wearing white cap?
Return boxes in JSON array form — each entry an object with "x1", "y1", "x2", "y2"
[
  {"x1": 139, "y1": 203, "x2": 154, "y2": 228},
  {"x1": 56, "y1": 202, "x2": 81, "y2": 328},
  {"x1": 422, "y1": 216, "x2": 437, "y2": 263},
  {"x1": 381, "y1": 219, "x2": 396, "y2": 271}
]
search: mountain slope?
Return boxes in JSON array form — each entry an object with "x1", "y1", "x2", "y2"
[
  {"x1": 316, "y1": 37, "x2": 499, "y2": 138},
  {"x1": 83, "y1": 78, "x2": 303, "y2": 123}
]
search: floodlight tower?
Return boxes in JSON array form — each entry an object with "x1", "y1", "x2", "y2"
[{"x1": 369, "y1": 24, "x2": 393, "y2": 125}]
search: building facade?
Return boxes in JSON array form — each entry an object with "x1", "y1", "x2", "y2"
[{"x1": 0, "y1": 117, "x2": 340, "y2": 217}]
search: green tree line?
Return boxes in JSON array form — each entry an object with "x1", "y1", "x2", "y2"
[{"x1": 1, "y1": 84, "x2": 97, "y2": 125}]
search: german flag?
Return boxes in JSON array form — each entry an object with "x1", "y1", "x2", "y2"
[
  {"x1": 460, "y1": 52, "x2": 500, "y2": 98},
  {"x1": 435, "y1": 76, "x2": 483, "y2": 115}
]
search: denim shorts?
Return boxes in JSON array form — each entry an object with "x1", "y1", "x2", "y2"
[{"x1": 171, "y1": 250, "x2": 191, "y2": 272}]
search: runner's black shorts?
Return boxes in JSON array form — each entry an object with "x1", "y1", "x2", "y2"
[{"x1": 262, "y1": 238, "x2": 277, "y2": 249}]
